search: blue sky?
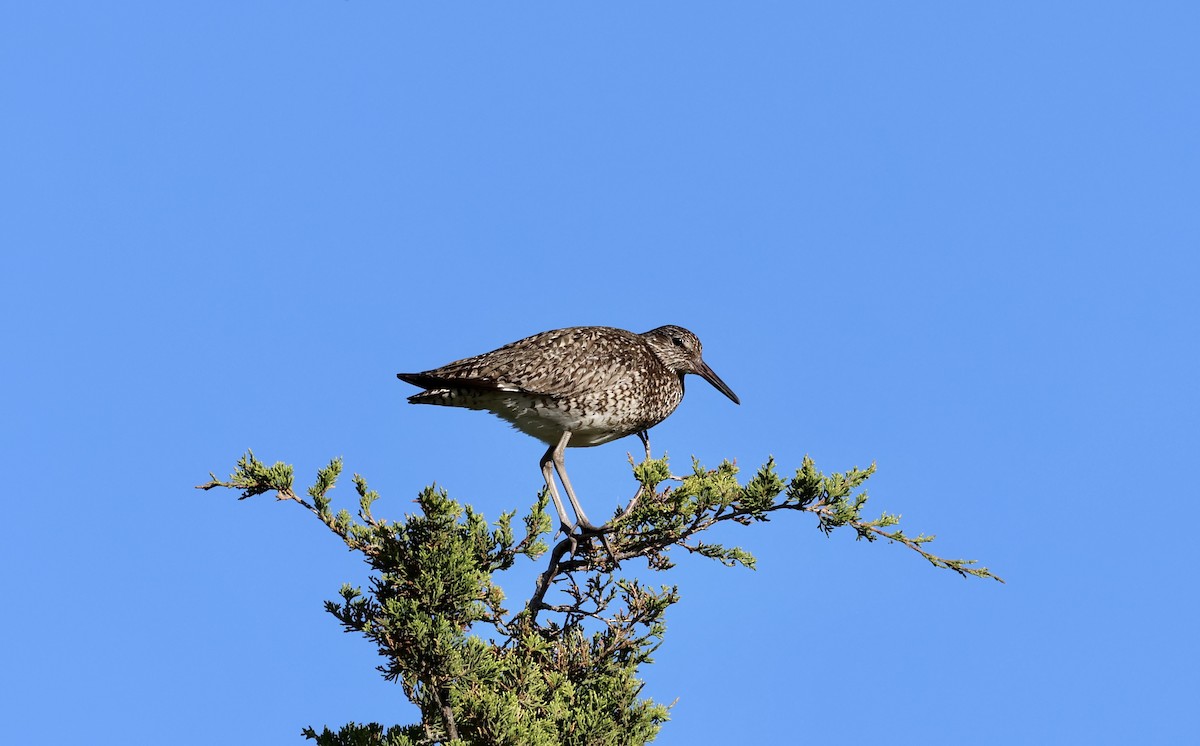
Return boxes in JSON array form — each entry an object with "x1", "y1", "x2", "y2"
[{"x1": 2, "y1": 3, "x2": 1197, "y2": 743}]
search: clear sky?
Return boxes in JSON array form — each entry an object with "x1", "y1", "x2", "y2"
[{"x1": 2, "y1": 3, "x2": 1197, "y2": 744}]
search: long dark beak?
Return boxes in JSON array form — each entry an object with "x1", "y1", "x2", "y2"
[{"x1": 697, "y1": 361, "x2": 740, "y2": 405}]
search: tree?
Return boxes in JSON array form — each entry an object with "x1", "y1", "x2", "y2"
[{"x1": 199, "y1": 449, "x2": 1000, "y2": 745}]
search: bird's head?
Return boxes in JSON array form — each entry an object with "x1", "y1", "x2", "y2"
[{"x1": 641, "y1": 325, "x2": 740, "y2": 405}]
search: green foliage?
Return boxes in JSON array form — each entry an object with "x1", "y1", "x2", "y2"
[
  {"x1": 198, "y1": 448, "x2": 1000, "y2": 744},
  {"x1": 301, "y1": 722, "x2": 427, "y2": 746},
  {"x1": 201, "y1": 449, "x2": 295, "y2": 500}
]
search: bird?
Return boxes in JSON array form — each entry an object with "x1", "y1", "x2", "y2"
[{"x1": 397, "y1": 325, "x2": 739, "y2": 536}]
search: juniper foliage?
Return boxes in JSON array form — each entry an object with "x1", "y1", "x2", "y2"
[{"x1": 199, "y1": 450, "x2": 999, "y2": 744}]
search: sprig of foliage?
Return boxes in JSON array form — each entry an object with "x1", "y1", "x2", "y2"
[{"x1": 557, "y1": 454, "x2": 1003, "y2": 584}]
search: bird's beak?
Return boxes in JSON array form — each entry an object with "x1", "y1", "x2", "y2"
[{"x1": 697, "y1": 361, "x2": 740, "y2": 405}]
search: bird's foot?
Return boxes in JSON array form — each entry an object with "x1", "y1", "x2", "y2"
[
  {"x1": 574, "y1": 517, "x2": 610, "y2": 536},
  {"x1": 551, "y1": 519, "x2": 620, "y2": 568},
  {"x1": 567, "y1": 522, "x2": 619, "y2": 569}
]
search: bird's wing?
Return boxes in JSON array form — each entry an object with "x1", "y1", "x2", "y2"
[{"x1": 398, "y1": 327, "x2": 654, "y2": 400}]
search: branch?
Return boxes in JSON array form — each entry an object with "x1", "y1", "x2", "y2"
[
  {"x1": 535, "y1": 454, "x2": 1004, "y2": 584},
  {"x1": 523, "y1": 536, "x2": 574, "y2": 623}
]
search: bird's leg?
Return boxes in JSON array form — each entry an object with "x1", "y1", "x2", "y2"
[
  {"x1": 540, "y1": 443, "x2": 577, "y2": 537},
  {"x1": 616, "y1": 430, "x2": 652, "y2": 522},
  {"x1": 550, "y1": 430, "x2": 603, "y2": 533},
  {"x1": 637, "y1": 429, "x2": 651, "y2": 462},
  {"x1": 551, "y1": 431, "x2": 620, "y2": 567}
]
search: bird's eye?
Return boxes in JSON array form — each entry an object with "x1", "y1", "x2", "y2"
[{"x1": 672, "y1": 337, "x2": 685, "y2": 348}]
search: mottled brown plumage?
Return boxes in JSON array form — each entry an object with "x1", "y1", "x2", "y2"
[{"x1": 398, "y1": 325, "x2": 738, "y2": 534}]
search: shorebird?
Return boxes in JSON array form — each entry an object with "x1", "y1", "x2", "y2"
[{"x1": 397, "y1": 325, "x2": 739, "y2": 536}]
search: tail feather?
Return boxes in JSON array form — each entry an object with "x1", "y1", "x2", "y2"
[{"x1": 397, "y1": 372, "x2": 525, "y2": 395}]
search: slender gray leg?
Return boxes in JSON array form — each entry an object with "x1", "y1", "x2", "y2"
[
  {"x1": 551, "y1": 431, "x2": 619, "y2": 566},
  {"x1": 615, "y1": 430, "x2": 653, "y2": 523},
  {"x1": 550, "y1": 430, "x2": 603, "y2": 533},
  {"x1": 637, "y1": 430, "x2": 651, "y2": 461},
  {"x1": 540, "y1": 442, "x2": 576, "y2": 535}
]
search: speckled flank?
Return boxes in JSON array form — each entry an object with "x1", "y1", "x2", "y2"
[{"x1": 397, "y1": 325, "x2": 739, "y2": 448}]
